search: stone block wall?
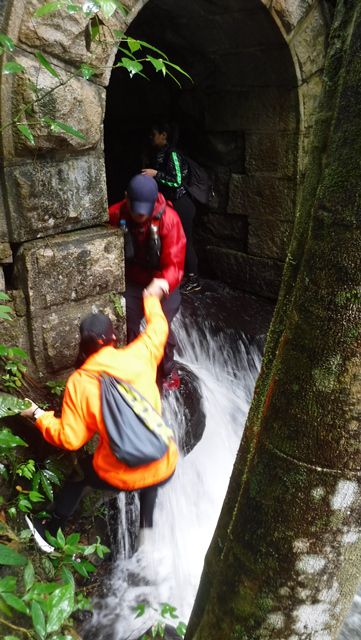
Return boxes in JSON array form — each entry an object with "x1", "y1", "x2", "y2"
[
  {"x1": 124, "y1": 0, "x2": 330, "y2": 300},
  {"x1": 0, "y1": 0, "x2": 331, "y2": 379},
  {"x1": 194, "y1": 0, "x2": 329, "y2": 299},
  {"x1": 0, "y1": 0, "x2": 126, "y2": 377}
]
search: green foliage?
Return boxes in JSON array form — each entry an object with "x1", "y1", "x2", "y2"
[
  {"x1": 0, "y1": 326, "x2": 28, "y2": 390},
  {"x1": 0, "y1": 505, "x2": 109, "y2": 639},
  {"x1": 45, "y1": 379, "x2": 66, "y2": 397},
  {"x1": 110, "y1": 292, "x2": 125, "y2": 319},
  {"x1": 135, "y1": 602, "x2": 187, "y2": 639},
  {"x1": 0, "y1": 0, "x2": 191, "y2": 145},
  {"x1": 0, "y1": 394, "x2": 30, "y2": 419}
]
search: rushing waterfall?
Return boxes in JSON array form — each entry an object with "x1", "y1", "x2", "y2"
[{"x1": 88, "y1": 308, "x2": 263, "y2": 640}]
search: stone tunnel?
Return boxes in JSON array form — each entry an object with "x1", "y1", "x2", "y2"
[{"x1": 0, "y1": 0, "x2": 332, "y2": 377}]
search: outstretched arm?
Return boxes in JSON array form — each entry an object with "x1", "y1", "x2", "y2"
[
  {"x1": 125, "y1": 294, "x2": 169, "y2": 367},
  {"x1": 21, "y1": 377, "x2": 97, "y2": 451}
]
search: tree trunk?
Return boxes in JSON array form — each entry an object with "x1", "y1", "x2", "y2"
[{"x1": 186, "y1": 1, "x2": 361, "y2": 638}]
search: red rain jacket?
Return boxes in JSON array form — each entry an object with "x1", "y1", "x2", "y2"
[{"x1": 109, "y1": 193, "x2": 186, "y2": 293}]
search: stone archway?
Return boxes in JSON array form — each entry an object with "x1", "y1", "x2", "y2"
[
  {"x1": 106, "y1": 0, "x2": 331, "y2": 299},
  {"x1": 0, "y1": 0, "x2": 331, "y2": 375}
]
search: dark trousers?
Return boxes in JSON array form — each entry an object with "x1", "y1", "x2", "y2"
[
  {"x1": 173, "y1": 193, "x2": 198, "y2": 275},
  {"x1": 51, "y1": 456, "x2": 159, "y2": 533},
  {"x1": 125, "y1": 282, "x2": 181, "y2": 377}
]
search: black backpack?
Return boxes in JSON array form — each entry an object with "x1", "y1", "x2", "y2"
[
  {"x1": 185, "y1": 157, "x2": 212, "y2": 205},
  {"x1": 98, "y1": 373, "x2": 174, "y2": 467}
]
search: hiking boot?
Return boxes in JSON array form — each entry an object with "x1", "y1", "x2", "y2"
[
  {"x1": 181, "y1": 274, "x2": 201, "y2": 294},
  {"x1": 162, "y1": 369, "x2": 181, "y2": 392},
  {"x1": 25, "y1": 515, "x2": 54, "y2": 554}
]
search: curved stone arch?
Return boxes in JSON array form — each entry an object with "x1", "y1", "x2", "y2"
[
  {"x1": 0, "y1": 0, "x2": 330, "y2": 374},
  {"x1": 124, "y1": 0, "x2": 330, "y2": 146}
]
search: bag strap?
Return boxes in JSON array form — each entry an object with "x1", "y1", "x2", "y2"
[{"x1": 82, "y1": 370, "x2": 174, "y2": 443}]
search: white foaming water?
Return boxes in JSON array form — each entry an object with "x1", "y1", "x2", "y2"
[{"x1": 89, "y1": 315, "x2": 262, "y2": 640}]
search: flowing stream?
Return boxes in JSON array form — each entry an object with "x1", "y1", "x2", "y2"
[{"x1": 88, "y1": 310, "x2": 263, "y2": 639}]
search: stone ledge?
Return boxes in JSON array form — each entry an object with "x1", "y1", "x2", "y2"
[
  {"x1": 5, "y1": 51, "x2": 105, "y2": 158},
  {"x1": 13, "y1": 226, "x2": 124, "y2": 310},
  {"x1": 5, "y1": 154, "x2": 108, "y2": 242},
  {"x1": 12, "y1": 226, "x2": 125, "y2": 374},
  {"x1": 206, "y1": 245, "x2": 284, "y2": 300}
]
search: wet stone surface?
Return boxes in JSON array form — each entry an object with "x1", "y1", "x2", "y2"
[{"x1": 180, "y1": 278, "x2": 276, "y2": 338}]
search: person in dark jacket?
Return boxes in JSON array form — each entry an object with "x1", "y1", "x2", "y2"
[
  {"x1": 141, "y1": 123, "x2": 201, "y2": 294},
  {"x1": 109, "y1": 174, "x2": 186, "y2": 391}
]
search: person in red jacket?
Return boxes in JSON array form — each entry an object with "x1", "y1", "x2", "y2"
[{"x1": 109, "y1": 174, "x2": 186, "y2": 391}]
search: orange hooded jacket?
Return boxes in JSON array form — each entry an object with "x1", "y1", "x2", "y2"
[{"x1": 34, "y1": 296, "x2": 178, "y2": 491}]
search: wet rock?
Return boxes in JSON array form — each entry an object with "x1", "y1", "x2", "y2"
[
  {"x1": 180, "y1": 279, "x2": 275, "y2": 338},
  {"x1": 166, "y1": 363, "x2": 206, "y2": 456},
  {"x1": 228, "y1": 174, "x2": 295, "y2": 220}
]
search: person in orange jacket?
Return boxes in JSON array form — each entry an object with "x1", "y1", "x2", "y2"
[
  {"x1": 21, "y1": 291, "x2": 178, "y2": 550},
  {"x1": 109, "y1": 174, "x2": 186, "y2": 391}
]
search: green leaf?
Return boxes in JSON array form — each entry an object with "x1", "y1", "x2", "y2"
[
  {"x1": 164, "y1": 60, "x2": 192, "y2": 81},
  {"x1": 17, "y1": 459, "x2": 36, "y2": 480},
  {"x1": 42, "y1": 468, "x2": 61, "y2": 486},
  {"x1": 29, "y1": 491, "x2": 45, "y2": 503},
  {"x1": 66, "y1": 3, "x2": 81, "y2": 13},
  {"x1": 24, "y1": 561, "x2": 35, "y2": 591},
  {"x1": 61, "y1": 566, "x2": 75, "y2": 586},
  {"x1": 134, "y1": 602, "x2": 146, "y2": 618},
  {"x1": 0, "y1": 597, "x2": 13, "y2": 617},
  {"x1": 0, "y1": 423, "x2": 27, "y2": 445},
  {"x1": 16, "y1": 124, "x2": 35, "y2": 145},
  {"x1": 0, "y1": 544, "x2": 27, "y2": 566},
  {"x1": 40, "y1": 471, "x2": 53, "y2": 500},
  {"x1": 0, "y1": 305, "x2": 13, "y2": 319},
  {"x1": 17, "y1": 497, "x2": 32, "y2": 513},
  {"x1": 35, "y1": 51, "x2": 60, "y2": 79},
  {"x1": 25, "y1": 581, "x2": 60, "y2": 600},
  {"x1": 134, "y1": 39, "x2": 168, "y2": 59},
  {"x1": 65, "y1": 532, "x2": 80, "y2": 546},
  {"x1": 98, "y1": 0, "x2": 118, "y2": 18},
  {"x1": 160, "y1": 602, "x2": 178, "y2": 619},
  {"x1": 71, "y1": 558, "x2": 95, "y2": 577},
  {"x1": 147, "y1": 56, "x2": 166, "y2": 74},
  {"x1": 4, "y1": 636, "x2": 21, "y2": 640},
  {"x1": 0, "y1": 291, "x2": 10, "y2": 300},
  {"x1": 43, "y1": 117, "x2": 86, "y2": 140},
  {"x1": 31, "y1": 601, "x2": 46, "y2": 639},
  {"x1": 79, "y1": 63, "x2": 96, "y2": 80},
  {"x1": 0, "y1": 346, "x2": 28, "y2": 360},
  {"x1": 1, "y1": 592, "x2": 28, "y2": 615},
  {"x1": 175, "y1": 621, "x2": 187, "y2": 638},
  {"x1": 3, "y1": 61, "x2": 25, "y2": 74},
  {"x1": 0, "y1": 577, "x2": 16, "y2": 593},
  {"x1": 127, "y1": 37, "x2": 141, "y2": 53},
  {"x1": 46, "y1": 583, "x2": 74, "y2": 634},
  {"x1": 34, "y1": 2, "x2": 63, "y2": 18},
  {"x1": 0, "y1": 34, "x2": 15, "y2": 52},
  {"x1": 119, "y1": 57, "x2": 144, "y2": 77},
  {"x1": 56, "y1": 528, "x2": 66, "y2": 547}
]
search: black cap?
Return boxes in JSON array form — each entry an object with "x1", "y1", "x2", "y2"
[
  {"x1": 80, "y1": 312, "x2": 114, "y2": 344},
  {"x1": 127, "y1": 174, "x2": 158, "y2": 216}
]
